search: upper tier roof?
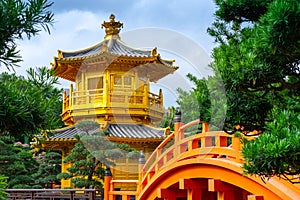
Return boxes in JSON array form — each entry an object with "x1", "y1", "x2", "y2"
[
  {"x1": 59, "y1": 36, "x2": 152, "y2": 59},
  {"x1": 52, "y1": 14, "x2": 178, "y2": 82}
]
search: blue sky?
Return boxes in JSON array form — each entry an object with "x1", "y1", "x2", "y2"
[{"x1": 2, "y1": 0, "x2": 218, "y2": 106}]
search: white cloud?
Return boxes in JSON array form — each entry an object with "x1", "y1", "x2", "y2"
[
  {"x1": 1, "y1": 2, "x2": 217, "y2": 93},
  {"x1": 1, "y1": 10, "x2": 108, "y2": 86}
]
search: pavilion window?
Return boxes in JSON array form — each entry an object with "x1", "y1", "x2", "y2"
[
  {"x1": 88, "y1": 77, "x2": 103, "y2": 90},
  {"x1": 113, "y1": 75, "x2": 133, "y2": 88},
  {"x1": 124, "y1": 76, "x2": 132, "y2": 87},
  {"x1": 114, "y1": 75, "x2": 122, "y2": 86}
]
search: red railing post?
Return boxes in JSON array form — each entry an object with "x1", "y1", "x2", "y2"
[
  {"x1": 104, "y1": 166, "x2": 112, "y2": 200},
  {"x1": 174, "y1": 107, "x2": 183, "y2": 141},
  {"x1": 138, "y1": 150, "x2": 146, "y2": 193},
  {"x1": 202, "y1": 122, "x2": 209, "y2": 133},
  {"x1": 174, "y1": 107, "x2": 183, "y2": 158}
]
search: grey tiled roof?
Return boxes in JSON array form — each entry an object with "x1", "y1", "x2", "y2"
[
  {"x1": 48, "y1": 124, "x2": 165, "y2": 140},
  {"x1": 48, "y1": 126, "x2": 98, "y2": 140},
  {"x1": 49, "y1": 126, "x2": 77, "y2": 139},
  {"x1": 61, "y1": 38, "x2": 151, "y2": 58},
  {"x1": 106, "y1": 124, "x2": 165, "y2": 139}
]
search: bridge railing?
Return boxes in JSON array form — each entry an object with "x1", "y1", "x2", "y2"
[
  {"x1": 103, "y1": 119, "x2": 251, "y2": 199},
  {"x1": 139, "y1": 119, "x2": 245, "y2": 192}
]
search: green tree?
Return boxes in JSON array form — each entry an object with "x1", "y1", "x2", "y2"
[
  {"x1": 0, "y1": 67, "x2": 63, "y2": 140},
  {"x1": 0, "y1": 175, "x2": 8, "y2": 200},
  {"x1": 243, "y1": 110, "x2": 300, "y2": 181},
  {"x1": 208, "y1": 0, "x2": 300, "y2": 133},
  {"x1": 176, "y1": 73, "x2": 226, "y2": 132},
  {"x1": 177, "y1": 74, "x2": 211, "y2": 124},
  {"x1": 206, "y1": 0, "x2": 300, "y2": 180},
  {"x1": 159, "y1": 106, "x2": 175, "y2": 131},
  {"x1": 33, "y1": 151, "x2": 61, "y2": 188},
  {"x1": 58, "y1": 121, "x2": 137, "y2": 189},
  {"x1": 57, "y1": 137, "x2": 105, "y2": 189},
  {"x1": 0, "y1": 0, "x2": 54, "y2": 69},
  {"x1": 0, "y1": 137, "x2": 40, "y2": 188}
]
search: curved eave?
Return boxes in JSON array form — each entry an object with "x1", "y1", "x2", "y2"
[
  {"x1": 52, "y1": 53, "x2": 178, "y2": 82},
  {"x1": 46, "y1": 138, "x2": 78, "y2": 142},
  {"x1": 39, "y1": 139, "x2": 78, "y2": 151},
  {"x1": 41, "y1": 136, "x2": 163, "y2": 145},
  {"x1": 107, "y1": 136, "x2": 165, "y2": 143}
]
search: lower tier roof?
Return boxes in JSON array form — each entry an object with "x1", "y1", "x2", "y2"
[{"x1": 46, "y1": 123, "x2": 167, "y2": 142}]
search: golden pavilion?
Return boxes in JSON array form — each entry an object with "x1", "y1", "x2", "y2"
[{"x1": 36, "y1": 14, "x2": 178, "y2": 188}]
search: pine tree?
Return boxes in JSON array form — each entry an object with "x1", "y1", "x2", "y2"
[{"x1": 57, "y1": 121, "x2": 137, "y2": 188}]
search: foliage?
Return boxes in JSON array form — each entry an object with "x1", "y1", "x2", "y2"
[
  {"x1": 176, "y1": 74, "x2": 210, "y2": 135},
  {"x1": 243, "y1": 110, "x2": 300, "y2": 181},
  {"x1": 0, "y1": 137, "x2": 40, "y2": 188},
  {"x1": 0, "y1": 0, "x2": 54, "y2": 69},
  {"x1": 57, "y1": 139, "x2": 104, "y2": 189},
  {"x1": 0, "y1": 67, "x2": 63, "y2": 139},
  {"x1": 0, "y1": 175, "x2": 8, "y2": 200},
  {"x1": 159, "y1": 106, "x2": 175, "y2": 130},
  {"x1": 58, "y1": 121, "x2": 137, "y2": 189},
  {"x1": 176, "y1": 73, "x2": 226, "y2": 132},
  {"x1": 33, "y1": 151, "x2": 62, "y2": 188},
  {"x1": 208, "y1": 0, "x2": 300, "y2": 180},
  {"x1": 209, "y1": 0, "x2": 300, "y2": 133}
]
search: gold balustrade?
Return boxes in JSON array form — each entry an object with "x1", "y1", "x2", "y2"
[
  {"x1": 61, "y1": 88, "x2": 164, "y2": 125},
  {"x1": 63, "y1": 89, "x2": 162, "y2": 110}
]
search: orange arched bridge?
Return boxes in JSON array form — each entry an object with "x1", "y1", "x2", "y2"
[{"x1": 105, "y1": 120, "x2": 300, "y2": 200}]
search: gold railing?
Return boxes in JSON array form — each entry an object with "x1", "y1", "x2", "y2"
[
  {"x1": 62, "y1": 88, "x2": 163, "y2": 112},
  {"x1": 72, "y1": 89, "x2": 104, "y2": 106}
]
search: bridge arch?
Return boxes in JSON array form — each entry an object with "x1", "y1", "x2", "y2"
[
  {"x1": 105, "y1": 120, "x2": 300, "y2": 200},
  {"x1": 138, "y1": 158, "x2": 300, "y2": 200}
]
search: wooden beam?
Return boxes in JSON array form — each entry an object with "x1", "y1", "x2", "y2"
[
  {"x1": 179, "y1": 178, "x2": 208, "y2": 190},
  {"x1": 208, "y1": 179, "x2": 235, "y2": 192},
  {"x1": 157, "y1": 188, "x2": 187, "y2": 199}
]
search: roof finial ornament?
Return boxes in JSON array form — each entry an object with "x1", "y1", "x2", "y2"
[
  {"x1": 110, "y1": 14, "x2": 115, "y2": 22},
  {"x1": 151, "y1": 47, "x2": 158, "y2": 56},
  {"x1": 101, "y1": 14, "x2": 123, "y2": 38}
]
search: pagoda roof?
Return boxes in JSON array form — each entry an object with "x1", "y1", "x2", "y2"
[
  {"x1": 51, "y1": 14, "x2": 178, "y2": 82},
  {"x1": 45, "y1": 124, "x2": 167, "y2": 142}
]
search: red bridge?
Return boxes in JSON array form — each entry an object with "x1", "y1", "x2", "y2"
[{"x1": 105, "y1": 119, "x2": 300, "y2": 200}]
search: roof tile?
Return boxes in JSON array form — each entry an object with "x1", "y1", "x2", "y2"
[
  {"x1": 48, "y1": 124, "x2": 166, "y2": 140},
  {"x1": 61, "y1": 38, "x2": 151, "y2": 59}
]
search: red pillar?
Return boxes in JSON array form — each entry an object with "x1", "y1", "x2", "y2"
[
  {"x1": 104, "y1": 166, "x2": 112, "y2": 200},
  {"x1": 174, "y1": 107, "x2": 183, "y2": 135}
]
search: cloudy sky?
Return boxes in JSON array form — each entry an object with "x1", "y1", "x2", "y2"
[{"x1": 2, "y1": 0, "x2": 218, "y2": 106}]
